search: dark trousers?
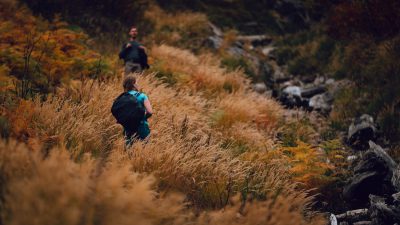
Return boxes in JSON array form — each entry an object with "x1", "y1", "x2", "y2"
[{"x1": 124, "y1": 62, "x2": 142, "y2": 76}]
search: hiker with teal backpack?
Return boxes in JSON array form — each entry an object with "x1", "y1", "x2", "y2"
[{"x1": 111, "y1": 75, "x2": 153, "y2": 148}]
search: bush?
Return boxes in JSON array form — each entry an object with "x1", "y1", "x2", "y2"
[
  {"x1": 220, "y1": 56, "x2": 256, "y2": 80},
  {"x1": 274, "y1": 47, "x2": 299, "y2": 66},
  {"x1": 0, "y1": 2, "x2": 113, "y2": 97},
  {"x1": 288, "y1": 56, "x2": 317, "y2": 76}
]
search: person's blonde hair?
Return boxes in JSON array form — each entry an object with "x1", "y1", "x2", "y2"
[{"x1": 123, "y1": 75, "x2": 138, "y2": 91}]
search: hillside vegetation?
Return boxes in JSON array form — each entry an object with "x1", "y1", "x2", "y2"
[
  {"x1": 5, "y1": 0, "x2": 399, "y2": 224},
  {"x1": 0, "y1": 1, "x2": 346, "y2": 224}
]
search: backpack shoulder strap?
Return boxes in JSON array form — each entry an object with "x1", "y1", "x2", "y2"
[{"x1": 116, "y1": 92, "x2": 127, "y2": 99}]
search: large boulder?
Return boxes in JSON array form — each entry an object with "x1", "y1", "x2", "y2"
[
  {"x1": 343, "y1": 141, "x2": 397, "y2": 208},
  {"x1": 347, "y1": 114, "x2": 378, "y2": 150}
]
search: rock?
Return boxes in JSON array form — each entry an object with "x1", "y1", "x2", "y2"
[
  {"x1": 330, "y1": 214, "x2": 338, "y2": 225},
  {"x1": 262, "y1": 46, "x2": 275, "y2": 58},
  {"x1": 227, "y1": 45, "x2": 246, "y2": 58},
  {"x1": 392, "y1": 192, "x2": 400, "y2": 203},
  {"x1": 326, "y1": 78, "x2": 335, "y2": 85},
  {"x1": 369, "y1": 194, "x2": 400, "y2": 225},
  {"x1": 209, "y1": 22, "x2": 223, "y2": 37},
  {"x1": 279, "y1": 86, "x2": 303, "y2": 108},
  {"x1": 236, "y1": 34, "x2": 272, "y2": 47},
  {"x1": 336, "y1": 209, "x2": 369, "y2": 222},
  {"x1": 314, "y1": 76, "x2": 326, "y2": 86},
  {"x1": 309, "y1": 92, "x2": 334, "y2": 114},
  {"x1": 368, "y1": 141, "x2": 397, "y2": 171},
  {"x1": 206, "y1": 36, "x2": 223, "y2": 49},
  {"x1": 343, "y1": 142, "x2": 397, "y2": 207},
  {"x1": 347, "y1": 114, "x2": 378, "y2": 150},
  {"x1": 283, "y1": 86, "x2": 301, "y2": 96},
  {"x1": 347, "y1": 155, "x2": 358, "y2": 162},
  {"x1": 253, "y1": 83, "x2": 267, "y2": 94},
  {"x1": 353, "y1": 222, "x2": 372, "y2": 225},
  {"x1": 343, "y1": 171, "x2": 381, "y2": 207},
  {"x1": 260, "y1": 62, "x2": 273, "y2": 83},
  {"x1": 301, "y1": 85, "x2": 326, "y2": 98},
  {"x1": 391, "y1": 166, "x2": 400, "y2": 191},
  {"x1": 269, "y1": 67, "x2": 291, "y2": 84}
]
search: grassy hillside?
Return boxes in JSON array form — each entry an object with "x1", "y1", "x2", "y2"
[
  {"x1": 0, "y1": 47, "x2": 330, "y2": 224},
  {"x1": 0, "y1": 0, "x2": 362, "y2": 224}
]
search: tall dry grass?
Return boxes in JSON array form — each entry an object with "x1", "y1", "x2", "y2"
[
  {"x1": 0, "y1": 140, "x2": 188, "y2": 225},
  {"x1": 0, "y1": 139, "x2": 325, "y2": 225},
  {"x1": 150, "y1": 45, "x2": 283, "y2": 151},
  {"x1": 144, "y1": 5, "x2": 211, "y2": 51},
  {"x1": 1, "y1": 43, "x2": 327, "y2": 224},
  {"x1": 25, "y1": 73, "x2": 286, "y2": 208}
]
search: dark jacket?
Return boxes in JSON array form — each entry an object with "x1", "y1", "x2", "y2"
[{"x1": 119, "y1": 41, "x2": 149, "y2": 70}]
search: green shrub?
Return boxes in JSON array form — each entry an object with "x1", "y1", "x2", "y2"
[
  {"x1": 0, "y1": 116, "x2": 10, "y2": 138},
  {"x1": 315, "y1": 38, "x2": 336, "y2": 67},
  {"x1": 274, "y1": 47, "x2": 299, "y2": 66},
  {"x1": 220, "y1": 56, "x2": 256, "y2": 80},
  {"x1": 288, "y1": 56, "x2": 317, "y2": 76}
]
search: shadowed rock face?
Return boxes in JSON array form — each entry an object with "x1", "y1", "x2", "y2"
[{"x1": 343, "y1": 141, "x2": 397, "y2": 208}]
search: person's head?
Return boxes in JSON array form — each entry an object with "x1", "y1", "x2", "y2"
[
  {"x1": 123, "y1": 75, "x2": 138, "y2": 91},
  {"x1": 129, "y1": 26, "x2": 138, "y2": 39}
]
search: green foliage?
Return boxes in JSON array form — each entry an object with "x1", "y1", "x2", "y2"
[
  {"x1": 144, "y1": 5, "x2": 211, "y2": 52},
  {"x1": 274, "y1": 47, "x2": 299, "y2": 66},
  {"x1": 331, "y1": 37, "x2": 400, "y2": 142},
  {"x1": 288, "y1": 55, "x2": 317, "y2": 76},
  {"x1": 315, "y1": 38, "x2": 336, "y2": 65},
  {"x1": 220, "y1": 55, "x2": 255, "y2": 79},
  {"x1": 277, "y1": 31, "x2": 336, "y2": 76},
  {"x1": 0, "y1": 116, "x2": 10, "y2": 138},
  {"x1": 278, "y1": 117, "x2": 317, "y2": 147}
]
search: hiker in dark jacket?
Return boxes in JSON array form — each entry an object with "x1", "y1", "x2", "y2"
[
  {"x1": 122, "y1": 75, "x2": 153, "y2": 147},
  {"x1": 119, "y1": 26, "x2": 149, "y2": 76}
]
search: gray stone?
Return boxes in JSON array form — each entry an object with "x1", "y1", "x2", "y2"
[
  {"x1": 348, "y1": 115, "x2": 378, "y2": 150},
  {"x1": 309, "y1": 92, "x2": 334, "y2": 114},
  {"x1": 326, "y1": 78, "x2": 335, "y2": 85},
  {"x1": 262, "y1": 46, "x2": 275, "y2": 58},
  {"x1": 283, "y1": 86, "x2": 301, "y2": 97},
  {"x1": 208, "y1": 22, "x2": 223, "y2": 37},
  {"x1": 369, "y1": 194, "x2": 400, "y2": 225},
  {"x1": 343, "y1": 142, "x2": 397, "y2": 207},
  {"x1": 313, "y1": 76, "x2": 326, "y2": 86},
  {"x1": 391, "y1": 165, "x2": 400, "y2": 191},
  {"x1": 207, "y1": 36, "x2": 223, "y2": 49},
  {"x1": 253, "y1": 83, "x2": 267, "y2": 94},
  {"x1": 301, "y1": 85, "x2": 326, "y2": 98}
]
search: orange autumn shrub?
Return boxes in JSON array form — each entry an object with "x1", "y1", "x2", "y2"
[{"x1": 0, "y1": 0, "x2": 112, "y2": 98}]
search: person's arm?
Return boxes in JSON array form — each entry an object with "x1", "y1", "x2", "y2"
[
  {"x1": 143, "y1": 99, "x2": 153, "y2": 118},
  {"x1": 119, "y1": 43, "x2": 132, "y2": 59},
  {"x1": 138, "y1": 47, "x2": 150, "y2": 69}
]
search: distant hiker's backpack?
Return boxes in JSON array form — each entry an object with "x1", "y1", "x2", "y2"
[{"x1": 111, "y1": 92, "x2": 145, "y2": 131}]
